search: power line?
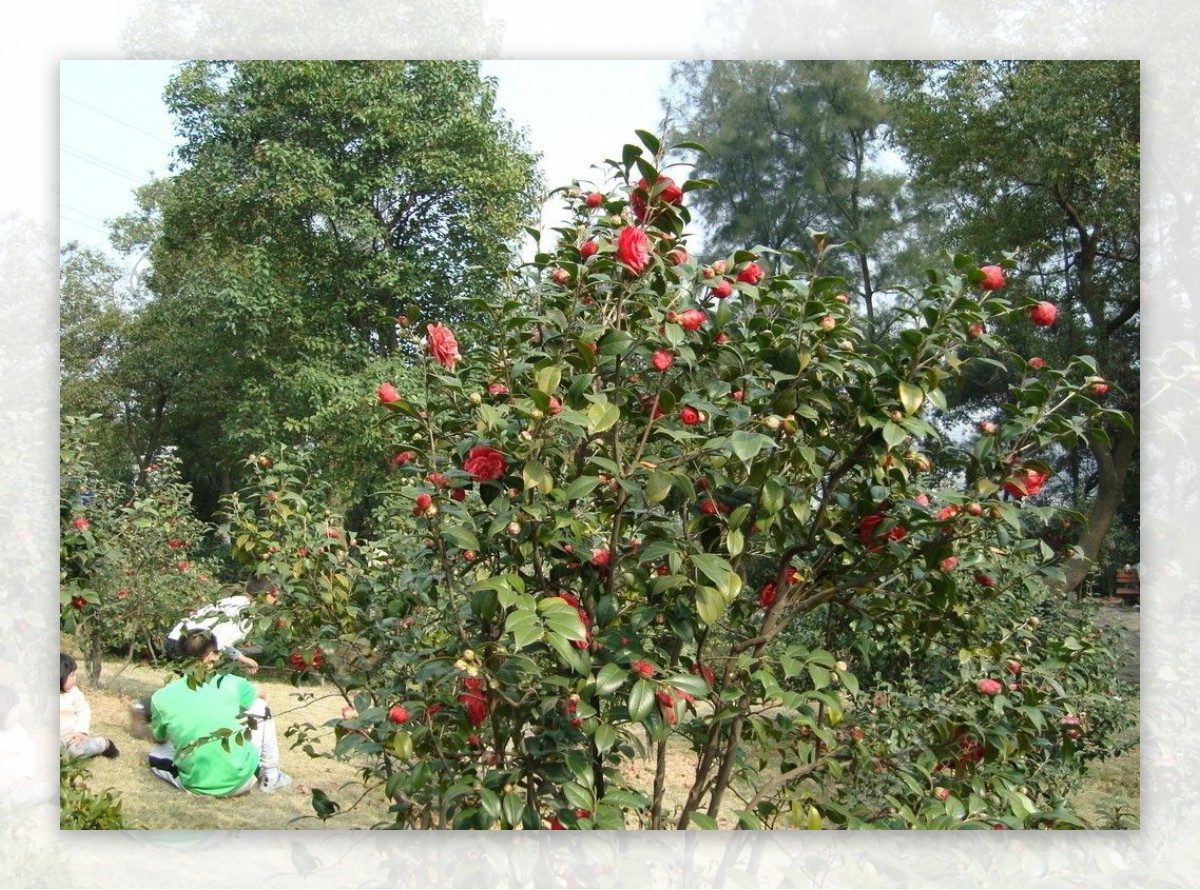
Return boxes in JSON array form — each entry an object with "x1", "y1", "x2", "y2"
[
  {"x1": 60, "y1": 212, "x2": 111, "y2": 239},
  {"x1": 61, "y1": 93, "x2": 176, "y2": 146},
  {"x1": 61, "y1": 143, "x2": 149, "y2": 185},
  {"x1": 60, "y1": 203, "x2": 109, "y2": 224}
]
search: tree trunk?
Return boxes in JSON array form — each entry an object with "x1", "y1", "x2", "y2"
[{"x1": 1056, "y1": 419, "x2": 1138, "y2": 593}]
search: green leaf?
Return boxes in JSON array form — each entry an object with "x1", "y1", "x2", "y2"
[
  {"x1": 535, "y1": 364, "x2": 562, "y2": 395},
  {"x1": 628, "y1": 678, "x2": 655, "y2": 722},
  {"x1": 731, "y1": 430, "x2": 774, "y2": 462},
  {"x1": 595, "y1": 663, "x2": 627, "y2": 696},
  {"x1": 593, "y1": 723, "x2": 616, "y2": 754},
  {"x1": 501, "y1": 792, "x2": 525, "y2": 828},
  {"x1": 563, "y1": 780, "x2": 595, "y2": 812},
  {"x1": 689, "y1": 812, "x2": 719, "y2": 829},
  {"x1": 882, "y1": 421, "x2": 907, "y2": 449},
  {"x1": 505, "y1": 611, "x2": 542, "y2": 650},
  {"x1": 522, "y1": 460, "x2": 554, "y2": 494},
  {"x1": 898, "y1": 381, "x2": 924, "y2": 415},
  {"x1": 479, "y1": 787, "x2": 501, "y2": 821},
  {"x1": 560, "y1": 475, "x2": 602, "y2": 500},
  {"x1": 635, "y1": 129, "x2": 661, "y2": 156},
  {"x1": 696, "y1": 585, "x2": 725, "y2": 627},
  {"x1": 586, "y1": 401, "x2": 621, "y2": 435},
  {"x1": 441, "y1": 523, "x2": 480, "y2": 552},
  {"x1": 645, "y1": 471, "x2": 673, "y2": 505},
  {"x1": 692, "y1": 553, "x2": 742, "y2": 599}
]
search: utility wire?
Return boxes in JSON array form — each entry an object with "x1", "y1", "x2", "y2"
[
  {"x1": 61, "y1": 143, "x2": 149, "y2": 184},
  {"x1": 61, "y1": 93, "x2": 176, "y2": 146}
]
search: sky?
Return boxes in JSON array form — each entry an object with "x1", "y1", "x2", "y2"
[{"x1": 58, "y1": 60, "x2": 688, "y2": 260}]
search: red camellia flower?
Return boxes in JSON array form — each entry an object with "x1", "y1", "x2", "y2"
[
  {"x1": 551, "y1": 267, "x2": 570, "y2": 285},
  {"x1": 1006, "y1": 659, "x2": 1023, "y2": 675},
  {"x1": 585, "y1": 191, "x2": 604, "y2": 208},
  {"x1": 940, "y1": 556, "x2": 959, "y2": 572},
  {"x1": 414, "y1": 492, "x2": 433, "y2": 512},
  {"x1": 116, "y1": 589, "x2": 129, "y2": 599},
  {"x1": 757, "y1": 582, "x2": 779, "y2": 609},
  {"x1": 427, "y1": 472, "x2": 452, "y2": 488},
  {"x1": 711, "y1": 279, "x2": 733, "y2": 299},
  {"x1": 679, "y1": 406, "x2": 701, "y2": 426},
  {"x1": 736, "y1": 262, "x2": 763, "y2": 285},
  {"x1": 652, "y1": 349, "x2": 673, "y2": 371},
  {"x1": 488, "y1": 382, "x2": 509, "y2": 396},
  {"x1": 176, "y1": 561, "x2": 192, "y2": 572},
  {"x1": 458, "y1": 678, "x2": 489, "y2": 727},
  {"x1": 387, "y1": 705, "x2": 410, "y2": 724},
  {"x1": 1028, "y1": 356, "x2": 1046, "y2": 369},
  {"x1": 656, "y1": 688, "x2": 678, "y2": 724},
  {"x1": 968, "y1": 322, "x2": 985, "y2": 338},
  {"x1": 616, "y1": 225, "x2": 652, "y2": 274},
  {"x1": 631, "y1": 659, "x2": 655, "y2": 679},
  {"x1": 699, "y1": 497, "x2": 729, "y2": 516},
  {"x1": 1089, "y1": 378, "x2": 1110, "y2": 396},
  {"x1": 548, "y1": 396, "x2": 563, "y2": 415},
  {"x1": 676, "y1": 308, "x2": 707, "y2": 331},
  {"x1": 668, "y1": 248, "x2": 688, "y2": 266},
  {"x1": 631, "y1": 175, "x2": 683, "y2": 222},
  {"x1": 691, "y1": 662, "x2": 716, "y2": 687},
  {"x1": 975, "y1": 572, "x2": 996, "y2": 588},
  {"x1": 464, "y1": 445, "x2": 506, "y2": 482},
  {"x1": 72, "y1": 516, "x2": 89, "y2": 531},
  {"x1": 1003, "y1": 466, "x2": 1049, "y2": 499},
  {"x1": 590, "y1": 547, "x2": 611, "y2": 567},
  {"x1": 393, "y1": 450, "x2": 415, "y2": 466},
  {"x1": 858, "y1": 515, "x2": 906, "y2": 551},
  {"x1": 426, "y1": 323, "x2": 460, "y2": 370},
  {"x1": 976, "y1": 678, "x2": 1003, "y2": 696},
  {"x1": 377, "y1": 382, "x2": 401, "y2": 404},
  {"x1": 1029, "y1": 301, "x2": 1058, "y2": 327},
  {"x1": 580, "y1": 240, "x2": 598, "y2": 260},
  {"x1": 979, "y1": 265, "x2": 1006, "y2": 290},
  {"x1": 71, "y1": 596, "x2": 87, "y2": 609}
]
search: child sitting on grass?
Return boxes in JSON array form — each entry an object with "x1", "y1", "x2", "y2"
[{"x1": 60, "y1": 653, "x2": 119, "y2": 760}]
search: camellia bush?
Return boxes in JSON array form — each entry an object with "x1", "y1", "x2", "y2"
[
  {"x1": 232, "y1": 133, "x2": 1132, "y2": 829},
  {"x1": 61, "y1": 415, "x2": 226, "y2": 681}
]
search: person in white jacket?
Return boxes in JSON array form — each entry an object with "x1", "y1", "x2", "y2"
[
  {"x1": 60, "y1": 653, "x2": 118, "y2": 759},
  {"x1": 165, "y1": 584, "x2": 278, "y2": 674}
]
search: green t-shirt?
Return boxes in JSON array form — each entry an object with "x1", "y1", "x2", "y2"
[{"x1": 150, "y1": 673, "x2": 259, "y2": 796}]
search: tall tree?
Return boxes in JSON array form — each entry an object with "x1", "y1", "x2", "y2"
[
  {"x1": 878, "y1": 60, "x2": 1140, "y2": 591},
  {"x1": 668, "y1": 60, "x2": 920, "y2": 324},
  {"x1": 115, "y1": 60, "x2": 541, "y2": 518}
]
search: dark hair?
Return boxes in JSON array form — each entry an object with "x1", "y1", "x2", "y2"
[
  {"x1": 61, "y1": 653, "x2": 78, "y2": 692},
  {"x1": 180, "y1": 629, "x2": 219, "y2": 660}
]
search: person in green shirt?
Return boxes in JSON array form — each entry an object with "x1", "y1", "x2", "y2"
[{"x1": 147, "y1": 630, "x2": 292, "y2": 796}]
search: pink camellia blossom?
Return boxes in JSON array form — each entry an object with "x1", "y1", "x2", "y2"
[
  {"x1": 1002, "y1": 466, "x2": 1049, "y2": 499},
  {"x1": 679, "y1": 406, "x2": 701, "y2": 426},
  {"x1": 1028, "y1": 356, "x2": 1046, "y2": 370},
  {"x1": 488, "y1": 382, "x2": 509, "y2": 396},
  {"x1": 616, "y1": 225, "x2": 652, "y2": 274},
  {"x1": 652, "y1": 350, "x2": 674, "y2": 371},
  {"x1": 631, "y1": 659, "x2": 655, "y2": 679},
  {"x1": 668, "y1": 248, "x2": 688, "y2": 266},
  {"x1": 1029, "y1": 301, "x2": 1058, "y2": 327},
  {"x1": 548, "y1": 396, "x2": 563, "y2": 415},
  {"x1": 976, "y1": 678, "x2": 1003, "y2": 696},
  {"x1": 393, "y1": 450, "x2": 415, "y2": 466},
  {"x1": 731, "y1": 389, "x2": 744, "y2": 402},
  {"x1": 551, "y1": 267, "x2": 570, "y2": 285},
  {"x1": 914, "y1": 493, "x2": 931, "y2": 507},
  {"x1": 978, "y1": 421, "x2": 997, "y2": 435},
  {"x1": 585, "y1": 191, "x2": 604, "y2": 208},
  {"x1": 711, "y1": 279, "x2": 734, "y2": 299},
  {"x1": 427, "y1": 472, "x2": 452, "y2": 488},
  {"x1": 736, "y1": 262, "x2": 763, "y2": 285},
  {"x1": 590, "y1": 547, "x2": 611, "y2": 567},
  {"x1": 979, "y1": 265, "x2": 1006, "y2": 290},
  {"x1": 1089, "y1": 378, "x2": 1110, "y2": 396},
  {"x1": 940, "y1": 556, "x2": 959, "y2": 572},
  {"x1": 631, "y1": 175, "x2": 683, "y2": 223},
  {"x1": 968, "y1": 322, "x2": 985, "y2": 338},
  {"x1": 377, "y1": 382, "x2": 401, "y2": 404},
  {"x1": 426, "y1": 323, "x2": 461, "y2": 370},
  {"x1": 464, "y1": 445, "x2": 506, "y2": 482},
  {"x1": 676, "y1": 308, "x2": 707, "y2": 331},
  {"x1": 72, "y1": 516, "x2": 89, "y2": 531},
  {"x1": 580, "y1": 240, "x2": 598, "y2": 260},
  {"x1": 819, "y1": 316, "x2": 836, "y2": 331}
]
